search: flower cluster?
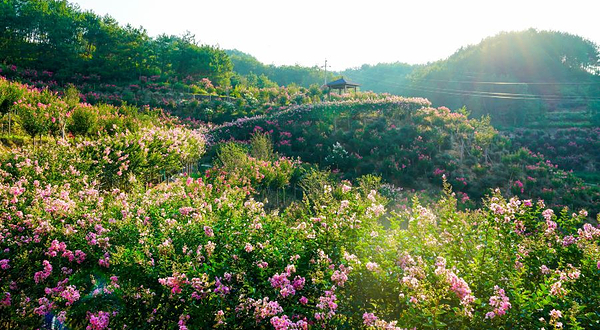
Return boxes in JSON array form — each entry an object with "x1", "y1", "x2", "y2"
[{"x1": 485, "y1": 286, "x2": 511, "y2": 319}]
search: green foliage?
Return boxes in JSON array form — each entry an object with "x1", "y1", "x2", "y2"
[
  {"x1": 68, "y1": 105, "x2": 97, "y2": 136},
  {"x1": 63, "y1": 84, "x2": 80, "y2": 108},
  {"x1": 226, "y1": 49, "x2": 334, "y2": 88},
  {"x1": 0, "y1": 78, "x2": 25, "y2": 114},
  {"x1": 341, "y1": 61, "x2": 418, "y2": 95},
  {"x1": 250, "y1": 132, "x2": 275, "y2": 161},
  {"x1": 0, "y1": 139, "x2": 597, "y2": 329},
  {"x1": 212, "y1": 98, "x2": 599, "y2": 216},
  {"x1": 0, "y1": 0, "x2": 232, "y2": 85},
  {"x1": 342, "y1": 30, "x2": 600, "y2": 128},
  {"x1": 298, "y1": 168, "x2": 332, "y2": 209},
  {"x1": 216, "y1": 142, "x2": 249, "y2": 173}
]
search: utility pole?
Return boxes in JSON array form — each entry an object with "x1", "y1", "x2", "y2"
[{"x1": 324, "y1": 59, "x2": 328, "y2": 86}]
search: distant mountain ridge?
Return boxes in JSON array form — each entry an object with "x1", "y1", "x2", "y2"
[{"x1": 341, "y1": 29, "x2": 600, "y2": 127}]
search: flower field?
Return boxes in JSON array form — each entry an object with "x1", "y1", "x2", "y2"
[
  {"x1": 210, "y1": 98, "x2": 599, "y2": 216},
  {"x1": 1, "y1": 140, "x2": 599, "y2": 329},
  {"x1": 0, "y1": 76, "x2": 599, "y2": 330},
  {"x1": 1, "y1": 2, "x2": 599, "y2": 328}
]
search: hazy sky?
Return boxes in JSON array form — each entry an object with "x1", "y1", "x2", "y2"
[{"x1": 71, "y1": 0, "x2": 600, "y2": 71}]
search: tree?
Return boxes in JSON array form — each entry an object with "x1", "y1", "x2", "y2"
[{"x1": 61, "y1": 84, "x2": 79, "y2": 139}]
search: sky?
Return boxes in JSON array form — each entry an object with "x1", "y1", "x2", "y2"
[{"x1": 71, "y1": 0, "x2": 600, "y2": 72}]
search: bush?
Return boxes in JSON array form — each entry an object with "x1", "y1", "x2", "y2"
[{"x1": 69, "y1": 105, "x2": 98, "y2": 136}]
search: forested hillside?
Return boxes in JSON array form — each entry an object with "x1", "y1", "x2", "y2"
[
  {"x1": 0, "y1": 0, "x2": 231, "y2": 84},
  {"x1": 226, "y1": 50, "x2": 333, "y2": 88},
  {"x1": 343, "y1": 30, "x2": 600, "y2": 128}
]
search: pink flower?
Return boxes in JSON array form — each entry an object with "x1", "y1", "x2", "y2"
[
  {"x1": 270, "y1": 315, "x2": 307, "y2": 330},
  {"x1": 34, "y1": 297, "x2": 54, "y2": 316},
  {"x1": 365, "y1": 262, "x2": 379, "y2": 272},
  {"x1": 98, "y1": 253, "x2": 110, "y2": 268},
  {"x1": 486, "y1": 286, "x2": 511, "y2": 319},
  {"x1": 550, "y1": 281, "x2": 566, "y2": 297},
  {"x1": 0, "y1": 293, "x2": 11, "y2": 307},
  {"x1": 60, "y1": 285, "x2": 81, "y2": 306},
  {"x1": 214, "y1": 277, "x2": 230, "y2": 296},
  {"x1": 542, "y1": 209, "x2": 554, "y2": 221},
  {"x1": 0, "y1": 259, "x2": 9, "y2": 270},
  {"x1": 34, "y1": 260, "x2": 53, "y2": 283},
  {"x1": 179, "y1": 206, "x2": 194, "y2": 216},
  {"x1": 75, "y1": 250, "x2": 86, "y2": 264},
  {"x1": 87, "y1": 311, "x2": 110, "y2": 330},
  {"x1": 562, "y1": 235, "x2": 576, "y2": 247},
  {"x1": 315, "y1": 288, "x2": 337, "y2": 321},
  {"x1": 331, "y1": 265, "x2": 350, "y2": 287},
  {"x1": 292, "y1": 276, "x2": 305, "y2": 291},
  {"x1": 540, "y1": 265, "x2": 551, "y2": 274},
  {"x1": 247, "y1": 297, "x2": 282, "y2": 321},
  {"x1": 244, "y1": 243, "x2": 254, "y2": 253},
  {"x1": 363, "y1": 312, "x2": 378, "y2": 326},
  {"x1": 341, "y1": 184, "x2": 352, "y2": 193},
  {"x1": 270, "y1": 271, "x2": 295, "y2": 297}
]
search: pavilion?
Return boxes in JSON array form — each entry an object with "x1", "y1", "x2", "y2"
[{"x1": 325, "y1": 77, "x2": 360, "y2": 95}]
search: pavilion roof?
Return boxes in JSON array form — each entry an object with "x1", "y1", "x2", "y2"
[{"x1": 325, "y1": 77, "x2": 360, "y2": 88}]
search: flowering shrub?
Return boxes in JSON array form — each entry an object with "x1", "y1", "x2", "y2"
[
  {"x1": 211, "y1": 99, "x2": 599, "y2": 216},
  {"x1": 1, "y1": 67, "x2": 598, "y2": 330},
  {"x1": 0, "y1": 77, "x2": 177, "y2": 141},
  {"x1": 1, "y1": 133, "x2": 598, "y2": 329},
  {"x1": 509, "y1": 127, "x2": 599, "y2": 173}
]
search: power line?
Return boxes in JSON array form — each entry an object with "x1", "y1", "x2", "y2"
[
  {"x1": 407, "y1": 85, "x2": 599, "y2": 101},
  {"x1": 343, "y1": 69, "x2": 600, "y2": 86},
  {"x1": 345, "y1": 73, "x2": 600, "y2": 102},
  {"x1": 408, "y1": 83, "x2": 600, "y2": 100},
  {"x1": 411, "y1": 78, "x2": 600, "y2": 86}
]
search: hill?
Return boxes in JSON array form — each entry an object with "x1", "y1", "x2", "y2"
[
  {"x1": 210, "y1": 98, "x2": 599, "y2": 215},
  {"x1": 0, "y1": 78, "x2": 599, "y2": 329},
  {"x1": 343, "y1": 29, "x2": 600, "y2": 128},
  {"x1": 0, "y1": 0, "x2": 232, "y2": 85}
]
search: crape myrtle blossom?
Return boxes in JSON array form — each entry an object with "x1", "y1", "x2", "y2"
[
  {"x1": 549, "y1": 309, "x2": 563, "y2": 328},
  {"x1": 363, "y1": 312, "x2": 404, "y2": 329},
  {"x1": 60, "y1": 285, "x2": 81, "y2": 306},
  {"x1": 270, "y1": 264, "x2": 306, "y2": 298},
  {"x1": 434, "y1": 257, "x2": 475, "y2": 315},
  {"x1": 270, "y1": 315, "x2": 308, "y2": 330},
  {"x1": 331, "y1": 264, "x2": 352, "y2": 287},
  {"x1": 0, "y1": 293, "x2": 10, "y2": 307},
  {"x1": 485, "y1": 286, "x2": 511, "y2": 319},
  {"x1": 366, "y1": 262, "x2": 380, "y2": 272},
  {"x1": 87, "y1": 311, "x2": 110, "y2": 330},
  {"x1": 34, "y1": 260, "x2": 53, "y2": 283},
  {"x1": 235, "y1": 297, "x2": 283, "y2": 322},
  {"x1": 315, "y1": 287, "x2": 338, "y2": 322}
]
